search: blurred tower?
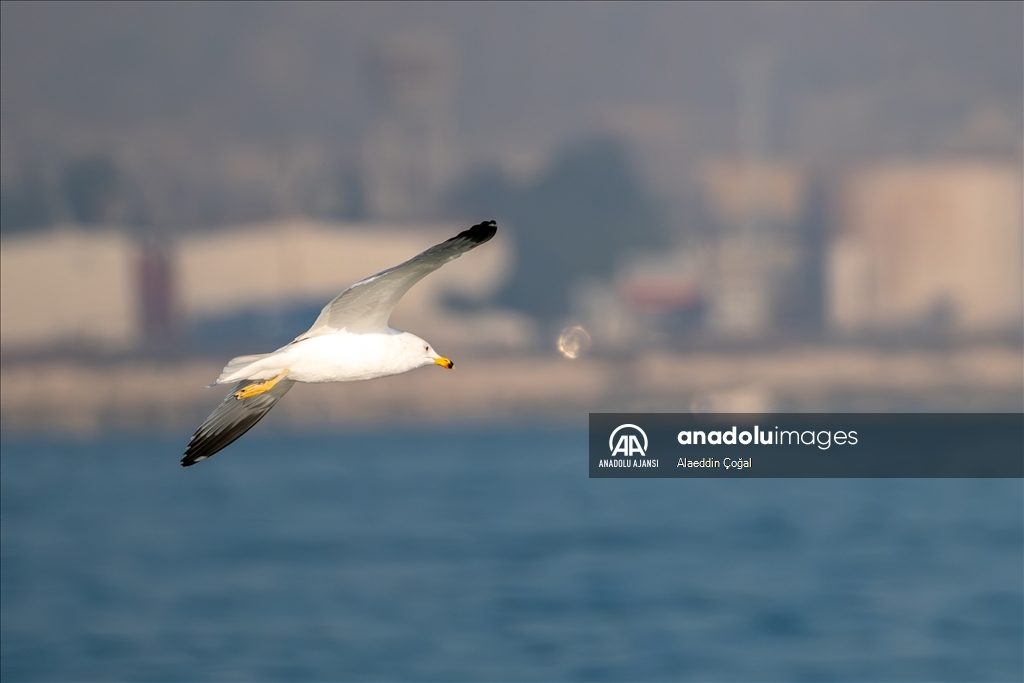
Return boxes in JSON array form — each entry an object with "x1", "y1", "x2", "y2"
[
  {"x1": 708, "y1": 48, "x2": 804, "y2": 339},
  {"x1": 702, "y1": 159, "x2": 805, "y2": 338},
  {"x1": 363, "y1": 35, "x2": 458, "y2": 221}
]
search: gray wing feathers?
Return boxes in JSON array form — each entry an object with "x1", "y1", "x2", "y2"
[
  {"x1": 298, "y1": 220, "x2": 497, "y2": 338},
  {"x1": 181, "y1": 379, "x2": 295, "y2": 466}
]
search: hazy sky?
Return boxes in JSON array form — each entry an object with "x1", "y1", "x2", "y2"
[{"x1": 2, "y1": 2, "x2": 1020, "y2": 213}]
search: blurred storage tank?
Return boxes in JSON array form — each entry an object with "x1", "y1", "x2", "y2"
[
  {"x1": 1, "y1": 229, "x2": 140, "y2": 351},
  {"x1": 829, "y1": 163, "x2": 1023, "y2": 335}
]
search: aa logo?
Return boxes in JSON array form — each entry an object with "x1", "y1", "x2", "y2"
[{"x1": 609, "y1": 424, "x2": 648, "y2": 457}]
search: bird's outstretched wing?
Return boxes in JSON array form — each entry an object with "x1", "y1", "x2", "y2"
[
  {"x1": 181, "y1": 378, "x2": 295, "y2": 467},
  {"x1": 296, "y1": 220, "x2": 497, "y2": 338}
]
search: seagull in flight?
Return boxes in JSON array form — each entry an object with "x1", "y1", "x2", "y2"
[{"x1": 181, "y1": 220, "x2": 498, "y2": 466}]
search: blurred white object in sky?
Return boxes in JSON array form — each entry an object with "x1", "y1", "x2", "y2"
[{"x1": 557, "y1": 325, "x2": 591, "y2": 360}]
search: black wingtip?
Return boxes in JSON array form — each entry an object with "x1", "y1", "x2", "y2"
[
  {"x1": 180, "y1": 448, "x2": 206, "y2": 467},
  {"x1": 459, "y1": 220, "x2": 497, "y2": 245}
]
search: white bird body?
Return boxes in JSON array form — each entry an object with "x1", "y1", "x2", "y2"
[
  {"x1": 216, "y1": 330, "x2": 442, "y2": 384},
  {"x1": 181, "y1": 220, "x2": 497, "y2": 466}
]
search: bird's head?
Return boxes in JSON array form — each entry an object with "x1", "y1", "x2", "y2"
[{"x1": 409, "y1": 335, "x2": 453, "y2": 370}]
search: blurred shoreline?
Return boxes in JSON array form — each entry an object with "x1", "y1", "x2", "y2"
[{"x1": 2, "y1": 344, "x2": 1020, "y2": 435}]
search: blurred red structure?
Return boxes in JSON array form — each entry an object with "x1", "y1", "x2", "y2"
[{"x1": 138, "y1": 245, "x2": 177, "y2": 347}]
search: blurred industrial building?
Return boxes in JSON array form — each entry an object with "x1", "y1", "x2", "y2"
[
  {"x1": 1, "y1": 4, "x2": 1021, "y2": 430},
  {"x1": 0, "y1": 220, "x2": 528, "y2": 356},
  {"x1": 571, "y1": 158, "x2": 1022, "y2": 348},
  {"x1": 3, "y1": 159, "x2": 1020, "y2": 358}
]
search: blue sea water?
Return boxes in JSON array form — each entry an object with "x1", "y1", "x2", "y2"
[{"x1": 1, "y1": 428, "x2": 1021, "y2": 682}]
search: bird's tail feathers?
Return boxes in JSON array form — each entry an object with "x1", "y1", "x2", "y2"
[{"x1": 215, "y1": 352, "x2": 276, "y2": 385}]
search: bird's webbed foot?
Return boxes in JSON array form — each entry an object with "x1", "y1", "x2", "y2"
[{"x1": 233, "y1": 370, "x2": 290, "y2": 400}]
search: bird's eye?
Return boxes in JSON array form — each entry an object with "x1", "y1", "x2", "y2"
[{"x1": 425, "y1": 345, "x2": 429, "y2": 351}]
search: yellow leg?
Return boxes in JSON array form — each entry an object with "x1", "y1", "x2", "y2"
[{"x1": 234, "y1": 370, "x2": 290, "y2": 400}]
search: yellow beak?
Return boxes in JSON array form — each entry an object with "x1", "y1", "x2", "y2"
[{"x1": 434, "y1": 356, "x2": 454, "y2": 369}]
